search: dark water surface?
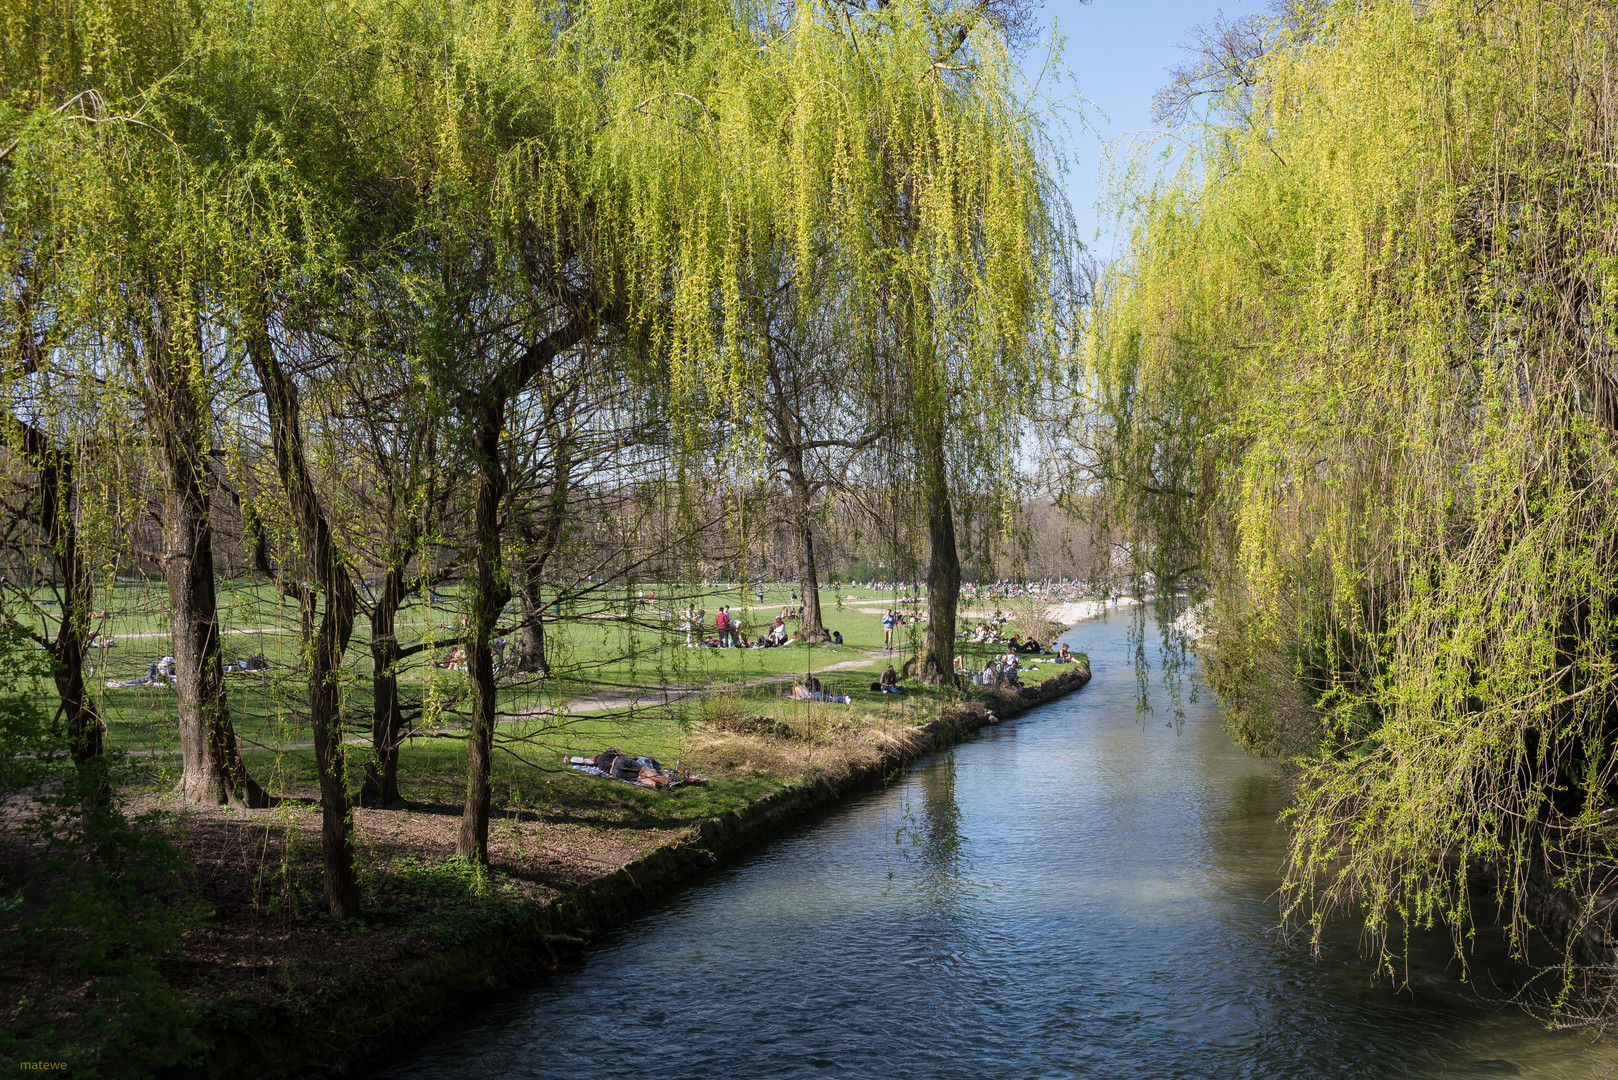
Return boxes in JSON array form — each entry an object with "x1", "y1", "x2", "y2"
[{"x1": 372, "y1": 616, "x2": 1616, "y2": 1079}]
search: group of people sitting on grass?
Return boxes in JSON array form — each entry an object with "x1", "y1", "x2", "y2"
[
  {"x1": 971, "y1": 651, "x2": 1023, "y2": 689},
  {"x1": 963, "y1": 641, "x2": 1077, "y2": 689},
  {"x1": 968, "y1": 626, "x2": 1046, "y2": 653},
  {"x1": 965, "y1": 609, "x2": 1014, "y2": 644},
  {"x1": 681, "y1": 605, "x2": 749, "y2": 648},
  {"x1": 774, "y1": 664, "x2": 906, "y2": 705},
  {"x1": 965, "y1": 616, "x2": 1079, "y2": 663},
  {"x1": 965, "y1": 609, "x2": 1034, "y2": 647},
  {"x1": 761, "y1": 616, "x2": 791, "y2": 647},
  {"x1": 781, "y1": 674, "x2": 852, "y2": 704}
]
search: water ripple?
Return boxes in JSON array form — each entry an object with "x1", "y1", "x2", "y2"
[{"x1": 370, "y1": 615, "x2": 1616, "y2": 1080}]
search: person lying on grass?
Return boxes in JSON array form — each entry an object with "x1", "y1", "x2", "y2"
[{"x1": 787, "y1": 677, "x2": 851, "y2": 704}]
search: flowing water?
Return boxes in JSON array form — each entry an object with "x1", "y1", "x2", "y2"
[{"x1": 372, "y1": 615, "x2": 1617, "y2": 1079}]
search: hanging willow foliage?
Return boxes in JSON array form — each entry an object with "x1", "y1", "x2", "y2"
[
  {"x1": 1084, "y1": 0, "x2": 1618, "y2": 1013},
  {"x1": 6, "y1": 0, "x2": 1073, "y2": 901},
  {"x1": 719, "y1": 3, "x2": 1071, "y2": 681}
]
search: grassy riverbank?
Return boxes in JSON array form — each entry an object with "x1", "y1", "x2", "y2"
[
  {"x1": 192, "y1": 660, "x2": 1093, "y2": 1080},
  {"x1": 2, "y1": 587, "x2": 1087, "y2": 1078},
  {"x1": 50, "y1": 582, "x2": 1071, "y2": 764}
]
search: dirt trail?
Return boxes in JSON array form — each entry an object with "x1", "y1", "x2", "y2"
[
  {"x1": 120, "y1": 596, "x2": 1137, "y2": 758},
  {"x1": 103, "y1": 627, "x2": 299, "y2": 641},
  {"x1": 499, "y1": 648, "x2": 894, "y2": 721},
  {"x1": 125, "y1": 648, "x2": 899, "y2": 757}
]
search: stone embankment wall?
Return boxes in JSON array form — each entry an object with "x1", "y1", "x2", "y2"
[{"x1": 200, "y1": 664, "x2": 1093, "y2": 1080}]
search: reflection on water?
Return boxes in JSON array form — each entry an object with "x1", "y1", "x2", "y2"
[
  {"x1": 370, "y1": 615, "x2": 1617, "y2": 1080},
  {"x1": 904, "y1": 750, "x2": 963, "y2": 907}
]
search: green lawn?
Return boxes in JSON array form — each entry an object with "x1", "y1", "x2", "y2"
[{"x1": 16, "y1": 580, "x2": 1079, "y2": 773}]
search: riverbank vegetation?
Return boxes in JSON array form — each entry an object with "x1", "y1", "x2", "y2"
[
  {"x1": 1080, "y1": 0, "x2": 1618, "y2": 1024},
  {"x1": 0, "y1": 0, "x2": 1096, "y2": 1071}
]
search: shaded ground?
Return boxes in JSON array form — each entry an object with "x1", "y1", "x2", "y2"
[{"x1": 142, "y1": 786, "x2": 692, "y2": 1022}]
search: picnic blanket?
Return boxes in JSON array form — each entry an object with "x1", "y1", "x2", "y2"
[{"x1": 564, "y1": 750, "x2": 706, "y2": 789}]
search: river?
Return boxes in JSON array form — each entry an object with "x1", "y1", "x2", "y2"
[{"x1": 371, "y1": 614, "x2": 1615, "y2": 1078}]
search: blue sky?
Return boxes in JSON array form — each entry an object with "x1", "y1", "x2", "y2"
[{"x1": 1020, "y1": 0, "x2": 1253, "y2": 257}]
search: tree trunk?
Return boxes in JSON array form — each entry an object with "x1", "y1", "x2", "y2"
[
  {"x1": 52, "y1": 514, "x2": 110, "y2": 814},
  {"x1": 798, "y1": 519, "x2": 827, "y2": 641},
  {"x1": 52, "y1": 610, "x2": 107, "y2": 796},
  {"x1": 14, "y1": 419, "x2": 111, "y2": 818},
  {"x1": 453, "y1": 312, "x2": 596, "y2": 863},
  {"x1": 514, "y1": 558, "x2": 551, "y2": 677},
  {"x1": 887, "y1": 162, "x2": 957, "y2": 685},
  {"x1": 164, "y1": 465, "x2": 266, "y2": 806},
  {"x1": 458, "y1": 402, "x2": 510, "y2": 865},
  {"x1": 788, "y1": 460, "x2": 830, "y2": 643},
  {"x1": 305, "y1": 594, "x2": 360, "y2": 917},
  {"x1": 140, "y1": 309, "x2": 264, "y2": 808},
  {"x1": 916, "y1": 409, "x2": 960, "y2": 687},
  {"x1": 366, "y1": 563, "x2": 408, "y2": 806},
  {"x1": 249, "y1": 312, "x2": 361, "y2": 918},
  {"x1": 511, "y1": 407, "x2": 574, "y2": 677}
]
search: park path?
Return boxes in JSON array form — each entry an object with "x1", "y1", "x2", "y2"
[
  {"x1": 118, "y1": 598, "x2": 1146, "y2": 758},
  {"x1": 105, "y1": 627, "x2": 299, "y2": 641},
  {"x1": 122, "y1": 647, "x2": 900, "y2": 758},
  {"x1": 495, "y1": 647, "x2": 893, "y2": 723}
]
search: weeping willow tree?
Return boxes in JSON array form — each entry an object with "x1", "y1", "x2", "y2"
[
  {"x1": 1085, "y1": 0, "x2": 1618, "y2": 1014},
  {"x1": 2, "y1": 0, "x2": 293, "y2": 809},
  {"x1": 647, "y1": 0, "x2": 1072, "y2": 684},
  {"x1": 0, "y1": 0, "x2": 275, "y2": 811},
  {"x1": 205, "y1": 0, "x2": 789, "y2": 867},
  {"x1": 351, "y1": 0, "x2": 1075, "y2": 858}
]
